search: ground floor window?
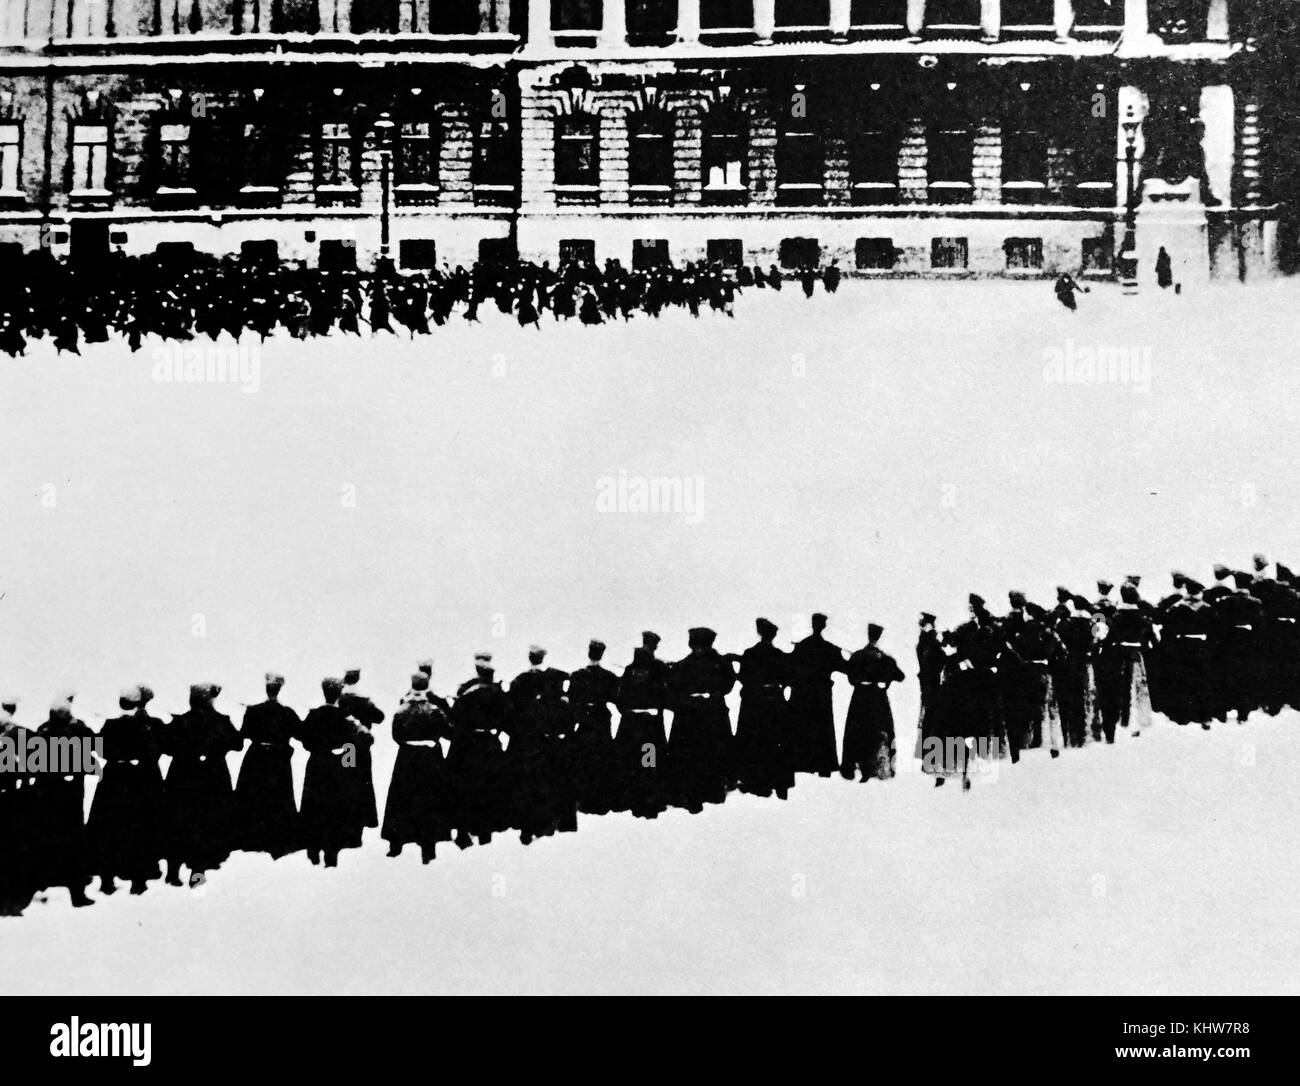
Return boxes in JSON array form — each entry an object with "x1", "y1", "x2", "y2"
[
  {"x1": 931, "y1": 236, "x2": 969, "y2": 269},
  {"x1": 560, "y1": 238, "x2": 595, "y2": 266},
  {"x1": 479, "y1": 238, "x2": 516, "y2": 265},
  {"x1": 1004, "y1": 237, "x2": 1044, "y2": 270},
  {"x1": 779, "y1": 236, "x2": 821, "y2": 269},
  {"x1": 855, "y1": 237, "x2": 898, "y2": 270},
  {"x1": 632, "y1": 239, "x2": 669, "y2": 269},
  {"x1": 399, "y1": 239, "x2": 439, "y2": 270},
  {"x1": 1082, "y1": 234, "x2": 1112, "y2": 272},
  {"x1": 320, "y1": 239, "x2": 357, "y2": 271},
  {"x1": 240, "y1": 240, "x2": 279, "y2": 265},
  {"x1": 707, "y1": 239, "x2": 744, "y2": 267}
]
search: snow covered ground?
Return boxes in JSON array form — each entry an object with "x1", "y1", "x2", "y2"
[{"x1": 2, "y1": 277, "x2": 1300, "y2": 994}]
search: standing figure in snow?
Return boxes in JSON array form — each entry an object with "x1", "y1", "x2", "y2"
[
  {"x1": 382, "y1": 671, "x2": 453, "y2": 863},
  {"x1": 299, "y1": 677, "x2": 375, "y2": 867},
  {"x1": 160, "y1": 683, "x2": 242, "y2": 887},
  {"x1": 667, "y1": 628, "x2": 736, "y2": 813},
  {"x1": 1053, "y1": 271, "x2": 1089, "y2": 311},
  {"x1": 31, "y1": 693, "x2": 97, "y2": 907},
  {"x1": 338, "y1": 668, "x2": 384, "y2": 831},
  {"x1": 786, "y1": 613, "x2": 844, "y2": 777},
  {"x1": 613, "y1": 646, "x2": 670, "y2": 819},
  {"x1": 234, "y1": 672, "x2": 302, "y2": 860},
  {"x1": 88, "y1": 685, "x2": 165, "y2": 896},
  {"x1": 447, "y1": 653, "x2": 510, "y2": 848},
  {"x1": 567, "y1": 639, "x2": 619, "y2": 817},
  {"x1": 840, "y1": 625, "x2": 905, "y2": 783},
  {"x1": 733, "y1": 618, "x2": 795, "y2": 800}
]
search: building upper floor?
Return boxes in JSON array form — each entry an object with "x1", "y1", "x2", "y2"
[{"x1": 0, "y1": 0, "x2": 1263, "y2": 56}]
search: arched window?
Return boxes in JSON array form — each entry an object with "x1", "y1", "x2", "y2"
[
  {"x1": 776, "y1": 87, "x2": 824, "y2": 204},
  {"x1": 628, "y1": 107, "x2": 674, "y2": 195},
  {"x1": 554, "y1": 112, "x2": 600, "y2": 187},
  {"x1": 397, "y1": 117, "x2": 441, "y2": 188},
  {"x1": 701, "y1": 104, "x2": 748, "y2": 202}
]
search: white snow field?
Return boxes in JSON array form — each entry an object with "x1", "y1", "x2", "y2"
[{"x1": 2, "y1": 277, "x2": 1300, "y2": 994}]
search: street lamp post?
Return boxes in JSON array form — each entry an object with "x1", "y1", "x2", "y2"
[
  {"x1": 1118, "y1": 111, "x2": 1141, "y2": 296},
  {"x1": 375, "y1": 112, "x2": 396, "y2": 278}
]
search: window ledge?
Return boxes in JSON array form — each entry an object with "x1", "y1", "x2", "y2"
[
  {"x1": 156, "y1": 186, "x2": 198, "y2": 195},
  {"x1": 316, "y1": 184, "x2": 359, "y2": 194},
  {"x1": 69, "y1": 189, "x2": 112, "y2": 199}
]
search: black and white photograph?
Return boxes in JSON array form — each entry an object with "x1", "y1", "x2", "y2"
[{"x1": 0, "y1": 0, "x2": 1296, "y2": 1055}]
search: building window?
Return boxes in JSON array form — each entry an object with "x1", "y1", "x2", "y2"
[
  {"x1": 926, "y1": 0, "x2": 980, "y2": 29},
  {"x1": 397, "y1": 120, "x2": 440, "y2": 188},
  {"x1": 559, "y1": 238, "x2": 595, "y2": 266},
  {"x1": 632, "y1": 239, "x2": 669, "y2": 269},
  {"x1": 0, "y1": 124, "x2": 20, "y2": 193},
  {"x1": 628, "y1": 110, "x2": 674, "y2": 195},
  {"x1": 1149, "y1": 0, "x2": 1207, "y2": 42},
  {"x1": 702, "y1": 115, "x2": 746, "y2": 200},
  {"x1": 775, "y1": 0, "x2": 829, "y2": 26},
  {"x1": 242, "y1": 120, "x2": 283, "y2": 192},
  {"x1": 856, "y1": 237, "x2": 898, "y2": 269},
  {"x1": 700, "y1": 0, "x2": 753, "y2": 28},
  {"x1": 318, "y1": 122, "x2": 356, "y2": 188},
  {"x1": 1002, "y1": 114, "x2": 1049, "y2": 203},
  {"x1": 927, "y1": 123, "x2": 973, "y2": 203},
  {"x1": 849, "y1": 127, "x2": 900, "y2": 203},
  {"x1": 351, "y1": 0, "x2": 399, "y2": 32},
  {"x1": 555, "y1": 114, "x2": 599, "y2": 187},
  {"x1": 931, "y1": 236, "x2": 969, "y2": 269},
  {"x1": 70, "y1": 124, "x2": 109, "y2": 193},
  {"x1": 1004, "y1": 237, "x2": 1044, "y2": 269},
  {"x1": 473, "y1": 118, "x2": 515, "y2": 192},
  {"x1": 157, "y1": 121, "x2": 193, "y2": 190},
  {"x1": 707, "y1": 238, "x2": 744, "y2": 267},
  {"x1": 850, "y1": 0, "x2": 907, "y2": 25},
  {"x1": 399, "y1": 239, "x2": 439, "y2": 270},
  {"x1": 779, "y1": 236, "x2": 821, "y2": 269},
  {"x1": 553, "y1": 0, "x2": 600, "y2": 31},
  {"x1": 1001, "y1": 0, "x2": 1054, "y2": 25},
  {"x1": 240, "y1": 240, "x2": 279, "y2": 265},
  {"x1": 479, "y1": 237, "x2": 515, "y2": 264},
  {"x1": 423, "y1": 0, "x2": 479, "y2": 31},
  {"x1": 777, "y1": 96, "x2": 823, "y2": 205},
  {"x1": 1073, "y1": 0, "x2": 1123, "y2": 24},
  {"x1": 1071, "y1": 91, "x2": 1116, "y2": 206},
  {"x1": 319, "y1": 239, "x2": 357, "y2": 270},
  {"x1": 1082, "y1": 234, "x2": 1112, "y2": 272}
]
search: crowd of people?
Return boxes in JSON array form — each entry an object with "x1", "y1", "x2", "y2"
[
  {"x1": 917, "y1": 554, "x2": 1300, "y2": 787},
  {"x1": 2, "y1": 553, "x2": 1292, "y2": 916},
  {"x1": 0, "y1": 249, "x2": 845, "y2": 357}
]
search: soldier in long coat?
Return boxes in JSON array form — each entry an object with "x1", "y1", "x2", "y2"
[
  {"x1": 299, "y1": 677, "x2": 375, "y2": 867},
  {"x1": 0, "y1": 698, "x2": 37, "y2": 913},
  {"x1": 667, "y1": 628, "x2": 736, "y2": 813},
  {"x1": 447, "y1": 654, "x2": 510, "y2": 848},
  {"x1": 567, "y1": 639, "x2": 620, "y2": 816},
  {"x1": 1096, "y1": 586, "x2": 1157, "y2": 740},
  {"x1": 1161, "y1": 578, "x2": 1214, "y2": 727},
  {"x1": 160, "y1": 683, "x2": 242, "y2": 886},
  {"x1": 88, "y1": 685, "x2": 164, "y2": 895},
  {"x1": 915, "y1": 612, "x2": 954, "y2": 784},
  {"x1": 507, "y1": 646, "x2": 575, "y2": 844},
  {"x1": 234, "y1": 672, "x2": 302, "y2": 860},
  {"x1": 1051, "y1": 594, "x2": 1097, "y2": 747},
  {"x1": 1211, "y1": 572, "x2": 1266, "y2": 724},
  {"x1": 382, "y1": 671, "x2": 453, "y2": 863},
  {"x1": 840, "y1": 625, "x2": 905, "y2": 782},
  {"x1": 787, "y1": 613, "x2": 844, "y2": 777},
  {"x1": 613, "y1": 647, "x2": 670, "y2": 819},
  {"x1": 733, "y1": 618, "x2": 795, "y2": 800},
  {"x1": 29, "y1": 693, "x2": 97, "y2": 906},
  {"x1": 338, "y1": 669, "x2": 385, "y2": 830},
  {"x1": 931, "y1": 594, "x2": 1009, "y2": 779}
]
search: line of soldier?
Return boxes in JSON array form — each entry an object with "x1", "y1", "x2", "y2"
[
  {"x1": 0, "y1": 248, "x2": 843, "y2": 358},
  {"x1": 915, "y1": 554, "x2": 1300, "y2": 789},
  {"x1": 0, "y1": 617, "x2": 900, "y2": 915}
]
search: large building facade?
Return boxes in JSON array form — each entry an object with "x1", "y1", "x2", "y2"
[{"x1": 0, "y1": 0, "x2": 1287, "y2": 280}]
